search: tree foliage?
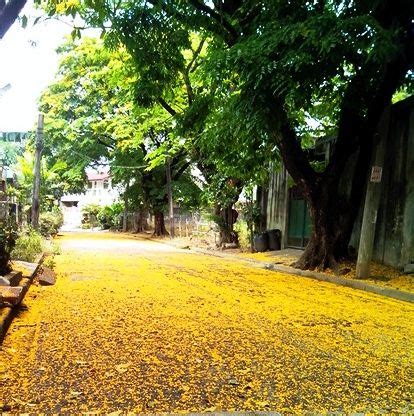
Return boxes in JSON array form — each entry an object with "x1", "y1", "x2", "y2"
[
  {"x1": 39, "y1": 36, "x2": 201, "y2": 235},
  {"x1": 12, "y1": 141, "x2": 67, "y2": 205},
  {"x1": 36, "y1": 0, "x2": 414, "y2": 265}
]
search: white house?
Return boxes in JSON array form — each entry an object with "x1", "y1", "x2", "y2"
[{"x1": 60, "y1": 172, "x2": 120, "y2": 230}]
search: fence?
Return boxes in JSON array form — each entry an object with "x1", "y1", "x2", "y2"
[{"x1": 120, "y1": 210, "x2": 219, "y2": 244}]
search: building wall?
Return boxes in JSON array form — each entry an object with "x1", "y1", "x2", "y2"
[
  {"x1": 60, "y1": 177, "x2": 121, "y2": 229},
  {"x1": 81, "y1": 178, "x2": 119, "y2": 207},
  {"x1": 369, "y1": 98, "x2": 414, "y2": 269},
  {"x1": 266, "y1": 164, "x2": 289, "y2": 248}
]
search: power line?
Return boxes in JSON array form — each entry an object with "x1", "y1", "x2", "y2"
[{"x1": 69, "y1": 148, "x2": 147, "y2": 169}]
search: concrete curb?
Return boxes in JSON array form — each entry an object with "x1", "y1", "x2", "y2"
[
  {"x1": 265, "y1": 263, "x2": 414, "y2": 304},
  {"x1": 0, "y1": 255, "x2": 44, "y2": 342},
  {"x1": 189, "y1": 247, "x2": 414, "y2": 304}
]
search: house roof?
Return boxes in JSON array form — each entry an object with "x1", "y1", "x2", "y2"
[{"x1": 87, "y1": 173, "x2": 110, "y2": 181}]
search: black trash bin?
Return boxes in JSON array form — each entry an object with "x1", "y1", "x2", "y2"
[
  {"x1": 253, "y1": 232, "x2": 269, "y2": 252},
  {"x1": 267, "y1": 229, "x2": 281, "y2": 250}
]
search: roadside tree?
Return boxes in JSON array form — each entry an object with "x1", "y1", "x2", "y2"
[
  {"x1": 39, "y1": 37, "x2": 200, "y2": 236},
  {"x1": 41, "y1": 0, "x2": 414, "y2": 268}
]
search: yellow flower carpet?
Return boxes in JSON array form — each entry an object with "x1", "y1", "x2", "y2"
[{"x1": 0, "y1": 232, "x2": 412, "y2": 414}]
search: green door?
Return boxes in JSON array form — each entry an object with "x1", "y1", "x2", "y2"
[{"x1": 287, "y1": 190, "x2": 312, "y2": 248}]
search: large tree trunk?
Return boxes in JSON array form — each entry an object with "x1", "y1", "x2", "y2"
[
  {"x1": 264, "y1": 63, "x2": 403, "y2": 269},
  {"x1": 215, "y1": 204, "x2": 239, "y2": 247},
  {"x1": 153, "y1": 210, "x2": 168, "y2": 236},
  {"x1": 294, "y1": 183, "x2": 355, "y2": 271},
  {"x1": 252, "y1": 0, "x2": 412, "y2": 271},
  {"x1": 133, "y1": 208, "x2": 149, "y2": 233},
  {"x1": 292, "y1": 101, "x2": 394, "y2": 271}
]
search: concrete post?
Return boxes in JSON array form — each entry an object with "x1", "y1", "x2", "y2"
[
  {"x1": 166, "y1": 158, "x2": 174, "y2": 239},
  {"x1": 402, "y1": 108, "x2": 414, "y2": 271},
  {"x1": 31, "y1": 114, "x2": 44, "y2": 229},
  {"x1": 356, "y1": 108, "x2": 391, "y2": 278},
  {"x1": 122, "y1": 181, "x2": 130, "y2": 232}
]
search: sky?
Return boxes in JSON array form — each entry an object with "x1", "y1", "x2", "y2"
[{"x1": 0, "y1": 2, "x2": 75, "y2": 132}]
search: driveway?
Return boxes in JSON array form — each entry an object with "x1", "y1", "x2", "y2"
[{"x1": 0, "y1": 232, "x2": 412, "y2": 414}]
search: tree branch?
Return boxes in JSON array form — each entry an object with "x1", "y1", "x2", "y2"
[
  {"x1": 97, "y1": 137, "x2": 115, "y2": 150},
  {"x1": 219, "y1": 0, "x2": 244, "y2": 16},
  {"x1": 140, "y1": 143, "x2": 148, "y2": 157},
  {"x1": 0, "y1": 0, "x2": 27, "y2": 39},
  {"x1": 265, "y1": 94, "x2": 318, "y2": 196},
  {"x1": 181, "y1": 38, "x2": 206, "y2": 106},
  {"x1": 187, "y1": 37, "x2": 205, "y2": 73},
  {"x1": 181, "y1": 71, "x2": 194, "y2": 106},
  {"x1": 188, "y1": 0, "x2": 238, "y2": 45},
  {"x1": 327, "y1": 1, "x2": 414, "y2": 182},
  {"x1": 158, "y1": 97, "x2": 177, "y2": 116},
  {"x1": 172, "y1": 159, "x2": 191, "y2": 181}
]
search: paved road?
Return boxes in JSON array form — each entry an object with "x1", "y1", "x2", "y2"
[{"x1": 0, "y1": 232, "x2": 413, "y2": 414}]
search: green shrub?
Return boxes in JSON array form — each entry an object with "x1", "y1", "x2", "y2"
[
  {"x1": 234, "y1": 220, "x2": 251, "y2": 251},
  {"x1": 97, "y1": 202, "x2": 124, "y2": 230},
  {"x1": 81, "y1": 204, "x2": 101, "y2": 228},
  {"x1": 11, "y1": 228, "x2": 44, "y2": 262},
  {"x1": 52, "y1": 242, "x2": 61, "y2": 255},
  {"x1": 39, "y1": 208, "x2": 64, "y2": 237},
  {"x1": 43, "y1": 255, "x2": 56, "y2": 270}
]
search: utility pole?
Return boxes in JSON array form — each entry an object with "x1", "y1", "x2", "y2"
[
  {"x1": 0, "y1": 150, "x2": 6, "y2": 222},
  {"x1": 166, "y1": 157, "x2": 174, "y2": 239},
  {"x1": 123, "y1": 181, "x2": 130, "y2": 232},
  {"x1": 31, "y1": 113, "x2": 44, "y2": 229},
  {"x1": 356, "y1": 107, "x2": 390, "y2": 278}
]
